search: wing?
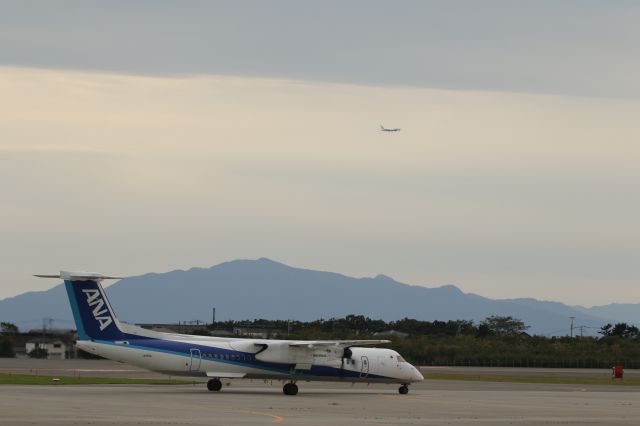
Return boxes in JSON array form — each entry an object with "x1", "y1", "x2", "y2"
[
  {"x1": 287, "y1": 339, "x2": 390, "y2": 348},
  {"x1": 253, "y1": 339, "x2": 390, "y2": 367}
]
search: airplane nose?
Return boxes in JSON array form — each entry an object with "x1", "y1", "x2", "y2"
[{"x1": 412, "y1": 366, "x2": 424, "y2": 382}]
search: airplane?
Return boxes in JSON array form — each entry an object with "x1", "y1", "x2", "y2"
[
  {"x1": 380, "y1": 124, "x2": 401, "y2": 132},
  {"x1": 36, "y1": 271, "x2": 424, "y2": 395}
]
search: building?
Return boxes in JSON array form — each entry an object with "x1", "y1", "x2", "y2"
[
  {"x1": 232, "y1": 325, "x2": 285, "y2": 338},
  {"x1": 25, "y1": 338, "x2": 67, "y2": 359}
]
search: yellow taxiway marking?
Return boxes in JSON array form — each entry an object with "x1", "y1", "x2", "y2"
[{"x1": 241, "y1": 410, "x2": 284, "y2": 423}]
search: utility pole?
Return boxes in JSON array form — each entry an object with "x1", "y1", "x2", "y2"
[
  {"x1": 42, "y1": 318, "x2": 54, "y2": 337},
  {"x1": 212, "y1": 308, "x2": 216, "y2": 325},
  {"x1": 569, "y1": 316, "x2": 575, "y2": 337}
]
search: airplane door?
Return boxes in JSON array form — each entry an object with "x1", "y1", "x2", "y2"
[
  {"x1": 189, "y1": 348, "x2": 201, "y2": 371},
  {"x1": 360, "y1": 356, "x2": 369, "y2": 378}
]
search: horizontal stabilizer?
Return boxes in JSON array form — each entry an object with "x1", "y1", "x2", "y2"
[{"x1": 34, "y1": 271, "x2": 123, "y2": 281}]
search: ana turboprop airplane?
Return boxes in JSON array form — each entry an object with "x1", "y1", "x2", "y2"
[
  {"x1": 380, "y1": 124, "x2": 401, "y2": 132},
  {"x1": 36, "y1": 271, "x2": 423, "y2": 395}
]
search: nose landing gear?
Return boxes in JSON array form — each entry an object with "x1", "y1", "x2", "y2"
[
  {"x1": 283, "y1": 381, "x2": 298, "y2": 395},
  {"x1": 399, "y1": 384, "x2": 409, "y2": 394}
]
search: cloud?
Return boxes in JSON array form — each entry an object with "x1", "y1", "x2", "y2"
[
  {"x1": 0, "y1": 66, "x2": 639, "y2": 306},
  {"x1": 0, "y1": 146, "x2": 104, "y2": 153},
  {"x1": 1, "y1": 2, "x2": 639, "y2": 97}
]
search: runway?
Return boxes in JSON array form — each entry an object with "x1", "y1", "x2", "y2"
[
  {"x1": 1, "y1": 382, "x2": 639, "y2": 425},
  {"x1": 1, "y1": 360, "x2": 639, "y2": 425}
]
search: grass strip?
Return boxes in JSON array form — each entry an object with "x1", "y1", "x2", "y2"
[
  {"x1": 425, "y1": 372, "x2": 640, "y2": 386},
  {"x1": 0, "y1": 374, "x2": 194, "y2": 385}
]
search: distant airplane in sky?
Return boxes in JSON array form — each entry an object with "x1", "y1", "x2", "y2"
[
  {"x1": 380, "y1": 124, "x2": 400, "y2": 132},
  {"x1": 37, "y1": 271, "x2": 423, "y2": 395}
]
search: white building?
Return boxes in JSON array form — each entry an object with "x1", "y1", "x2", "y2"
[{"x1": 25, "y1": 338, "x2": 67, "y2": 359}]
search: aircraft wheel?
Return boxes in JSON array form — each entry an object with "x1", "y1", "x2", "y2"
[
  {"x1": 283, "y1": 382, "x2": 298, "y2": 395},
  {"x1": 399, "y1": 385, "x2": 409, "y2": 395},
  {"x1": 207, "y1": 378, "x2": 222, "y2": 392}
]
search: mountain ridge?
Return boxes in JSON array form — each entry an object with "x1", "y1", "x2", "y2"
[{"x1": 1, "y1": 258, "x2": 635, "y2": 335}]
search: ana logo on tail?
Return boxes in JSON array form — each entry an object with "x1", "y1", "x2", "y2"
[{"x1": 82, "y1": 289, "x2": 113, "y2": 331}]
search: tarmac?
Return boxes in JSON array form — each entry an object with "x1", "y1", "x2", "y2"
[{"x1": 1, "y1": 359, "x2": 639, "y2": 425}]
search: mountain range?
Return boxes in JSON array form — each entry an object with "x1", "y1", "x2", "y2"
[{"x1": 1, "y1": 258, "x2": 637, "y2": 335}]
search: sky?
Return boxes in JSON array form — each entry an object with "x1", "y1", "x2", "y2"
[{"x1": 1, "y1": 1, "x2": 639, "y2": 306}]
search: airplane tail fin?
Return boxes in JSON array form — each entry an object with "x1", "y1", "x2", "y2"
[{"x1": 35, "y1": 271, "x2": 125, "y2": 341}]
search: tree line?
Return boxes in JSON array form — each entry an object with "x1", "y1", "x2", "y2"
[
  {"x1": 2, "y1": 317, "x2": 639, "y2": 367},
  {"x1": 204, "y1": 315, "x2": 640, "y2": 368}
]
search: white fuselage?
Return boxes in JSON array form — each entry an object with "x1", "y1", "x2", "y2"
[{"x1": 77, "y1": 323, "x2": 423, "y2": 384}]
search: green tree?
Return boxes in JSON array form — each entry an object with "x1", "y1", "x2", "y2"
[
  {"x1": 0, "y1": 337, "x2": 15, "y2": 357},
  {"x1": 476, "y1": 323, "x2": 492, "y2": 338},
  {"x1": 0, "y1": 322, "x2": 18, "y2": 334},
  {"x1": 481, "y1": 315, "x2": 529, "y2": 336},
  {"x1": 28, "y1": 347, "x2": 48, "y2": 359},
  {"x1": 599, "y1": 323, "x2": 640, "y2": 338}
]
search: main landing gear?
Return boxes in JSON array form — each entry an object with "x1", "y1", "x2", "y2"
[
  {"x1": 398, "y1": 384, "x2": 409, "y2": 394},
  {"x1": 283, "y1": 381, "x2": 298, "y2": 395},
  {"x1": 207, "y1": 378, "x2": 222, "y2": 392}
]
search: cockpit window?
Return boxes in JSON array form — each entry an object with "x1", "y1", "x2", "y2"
[{"x1": 396, "y1": 355, "x2": 406, "y2": 363}]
